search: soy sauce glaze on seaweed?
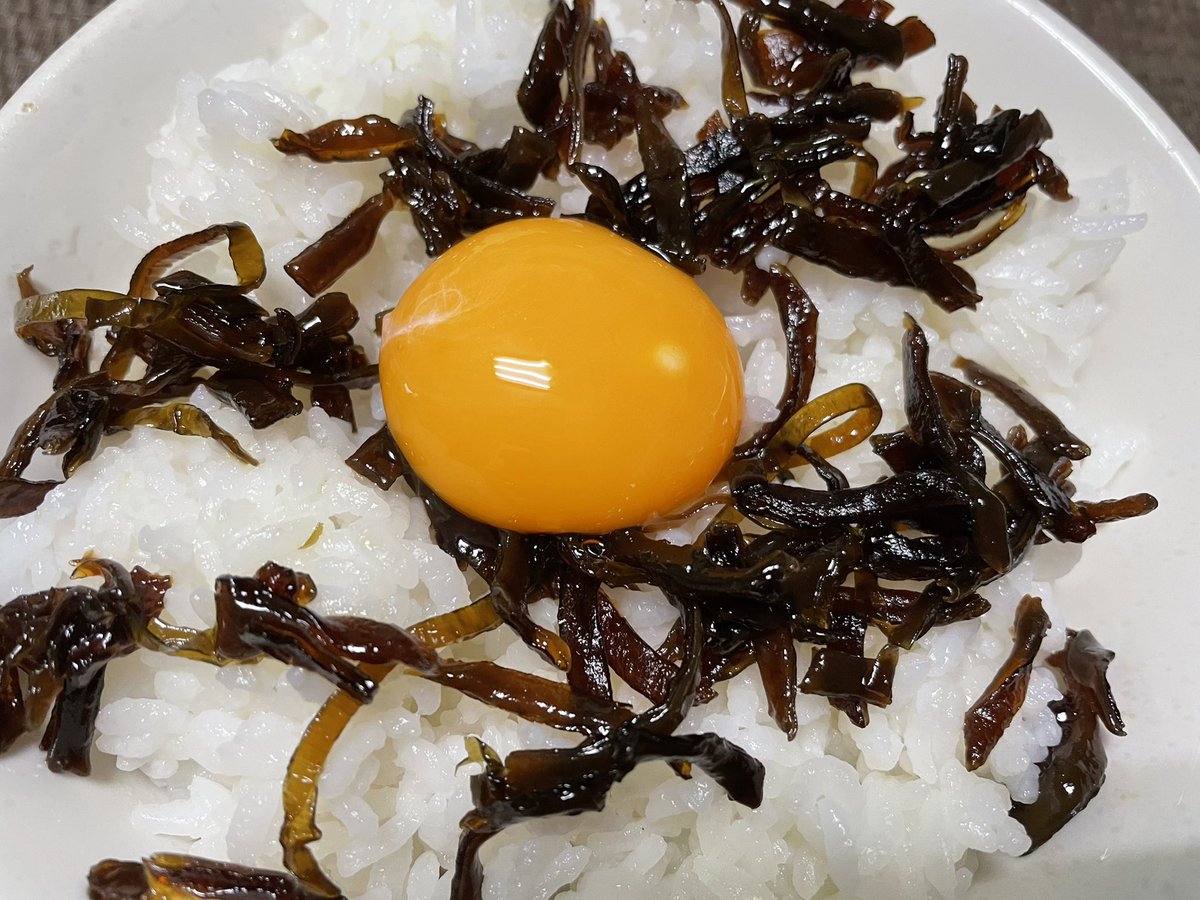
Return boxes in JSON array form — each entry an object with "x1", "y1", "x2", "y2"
[{"x1": 0, "y1": 2, "x2": 1157, "y2": 899}]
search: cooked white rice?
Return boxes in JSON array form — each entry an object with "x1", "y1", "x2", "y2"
[{"x1": 0, "y1": 1, "x2": 1145, "y2": 897}]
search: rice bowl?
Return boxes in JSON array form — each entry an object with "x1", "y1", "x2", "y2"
[{"x1": 1, "y1": 1, "x2": 1198, "y2": 898}]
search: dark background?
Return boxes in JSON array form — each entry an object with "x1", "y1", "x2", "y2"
[{"x1": 2, "y1": 0, "x2": 1198, "y2": 146}]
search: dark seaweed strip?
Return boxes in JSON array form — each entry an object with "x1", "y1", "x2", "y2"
[
  {"x1": 1057, "y1": 629, "x2": 1124, "y2": 736},
  {"x1": 632, "y1": 90, "x2": 696, "y2": 268},
  {"x1": 430, "y1": 660, "x2": 628, "y2": 735},
  {"x1": 754, "y1": 625, "x2": 798, "y2": 737},
  {"x1": 563, "y1": 0, "x2": 593, "y2": 165},
  {"x1": 113, "y1": 404, "x2": 258, "y2": 465},
  {"x1": 929, "y1": 53, "x2": 971, "y2": 169},
  {"x1": 814, "y1": 570, "x2": 872, "y2": 725},
  {"x1": 595, "y1": 593, "x2": 677, "y2": 705},
  {"x1": 735, "y1": 466, "x2": 974, "y2": 529},
  {"x1": 859, "y1": 583, "x2": 989, "y2": 649},
  {"x1": 955, "y1": 355, "x2": 1091, "y2": 461},
  {"x1": 895, "y1": 16, "x2": 935, "y2": 58},
  {"x1": 1011, "y1": 629, "x2": 1123, "y2": 852},
  {"x1": 736, "y1": 265, "x2": 819, "y2": 456},
  {"x1": 570, "y1": 160, "x2": 633, "y2": 230},
  {"x1": 12, "y1": 314, "x2": 95, "y2": 390},
  {"x1": 517, "y1": 0, "x2": 572, "y2": 128},
  {"x1": 860, "y1": 527, "x2": 972, "y2": 582},
  {"x1": 408, "y1": 598, "x2": 503, "y2": 649},
  {"x1": 273, "y1": 115, "x2": 416, "y2": 162},
  {"x1": 1075, "y1": 493, "x2": 1158, "y2": 524},
  {"x1": 739, "y1": 14, "x2": 821, "y2": 96},
  {"x1": 963, "y1": 595, "x2": 1050, "y2": 771},
  {"x1": 900, "y1": 319, "x2": 1011, "y2": 574},
  {"x1": 557, "y1": 570, "x2": 613, "y2": 700},
  {"x1": 0, "y1": 476, "x2": 60, "y2": 517},
  {"x1": 284, "y1": 191, "x2": 397, "y2": 296},
  {"x1": 705, "y1": 0, "x2": 750, "y2": 120},
  {"x1": 968, "y1": 413, "x2": 1097, "y2": 544},
  {"x1": 794, "y1": 442, "x2": 850, "y2": 491},
  {"x1": 87, "y1": 859, "x2": 148, "y2": 899},
  {"x1": 309, "y1": 384, "x2": 356, "y2": 429},
  {"x1": 836, "y1": 0, "x2": 892, "y2": 19},
  {"x1": 88, "y1": 855, "x2": 338, "y2": 900},
  {"x1": 489, "y1": 533, "x2": 571, "y2": 670},
  {"x1": 465, "y1": 127, "x2": 559, "y2": 191}
]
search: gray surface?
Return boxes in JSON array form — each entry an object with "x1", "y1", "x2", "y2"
[{"x1": 1, "y1": 0, "x2": 1198, "y2": 145}]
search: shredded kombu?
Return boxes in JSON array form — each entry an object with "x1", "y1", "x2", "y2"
[{"x1": 0, "y1": 1, "x2": 1159, "y2": 898}]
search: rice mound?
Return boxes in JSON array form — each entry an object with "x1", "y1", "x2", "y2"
[{"x1": 0, "y1": 1, "x2": 1145, "y2": 898}]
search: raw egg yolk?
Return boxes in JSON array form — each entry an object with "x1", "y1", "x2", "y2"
[{"x1": 378, "y1": 218, "x2": 743, "y2": 534}]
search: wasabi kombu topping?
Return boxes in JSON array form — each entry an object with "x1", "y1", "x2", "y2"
[{"x1": 1, "y1": 2, "x2": 1160, "y2": 897}]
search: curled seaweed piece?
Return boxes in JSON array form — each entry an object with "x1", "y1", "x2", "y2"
[
  {"x1": 1011, "y1": 629, "x2": 1125, "y2": 851},
  {"x1": 112, "y1": 404, "x2": 258, "y2": 465},
  {"x1": 767, "y1": 382, "x2": 883, "y2": 466},
  {"x1": 964, "y1": 595, "x2": 1051, "y2": 771},
  {"x1": 126, "y1": 222, "x2": 266, "y2": 301}
]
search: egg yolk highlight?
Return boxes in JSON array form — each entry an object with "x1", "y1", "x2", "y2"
[{"x1": 379, "y1": 218, "x2": 743, "y2": 533}]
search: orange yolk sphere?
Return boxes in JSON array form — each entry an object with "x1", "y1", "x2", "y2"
[{"x1": 378, "y1": 218, "x2": 744, "y2": 534}]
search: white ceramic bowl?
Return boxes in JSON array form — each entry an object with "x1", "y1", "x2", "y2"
[{"x1": 1, "y1": 1, "x2": 1198, "y2": 896}]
